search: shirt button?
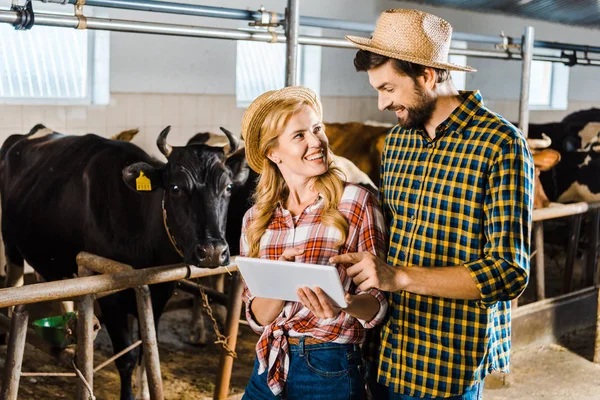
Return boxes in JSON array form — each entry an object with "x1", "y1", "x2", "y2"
[
  {"x1": 426, "y1": 143, "x2": 433, "y2": 149},
  {"x1": 411, "y1": 214, "x2": 416, "y2": 220}
]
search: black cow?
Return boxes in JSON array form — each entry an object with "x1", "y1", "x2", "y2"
[{"x1": 0, "y1": 124, "x2": 249, "y2": 400}]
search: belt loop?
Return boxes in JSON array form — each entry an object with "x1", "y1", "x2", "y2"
[{"x1": 299, "y1": 337, "x2": 305, "y2": 357}]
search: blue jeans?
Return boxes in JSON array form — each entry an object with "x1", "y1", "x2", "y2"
[
  {"x1": 242, "y1": 338, "x2": 365, "y2": 400},
  {"x1": 368, "y1": 380, "x2": 484, "y2": 400}
]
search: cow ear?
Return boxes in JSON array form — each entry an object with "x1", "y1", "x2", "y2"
[
  {"x1": 226, "y1": 148, "x2": 250, "y2": 186},
  {"x1": 122, "y1": 162, "x2": 163, "y2": 193}
]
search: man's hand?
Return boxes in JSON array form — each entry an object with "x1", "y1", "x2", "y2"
[
  {"x1": 297, "y1": 286, "x2": 351, "y2": 319},
  {"x1": 279, "y1": 247, "x2": 304, "y2": 261},
  {"x1": 330, "y1": 252, "x2": 404, "y2": 292}
]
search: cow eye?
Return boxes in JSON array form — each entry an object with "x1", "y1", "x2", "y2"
[
  {"x1": 225, "y1": 183, "x2": 233, "y2": 193},
  {"x1": 170, "y1": 185, "x2": 181, "y2": 195}
]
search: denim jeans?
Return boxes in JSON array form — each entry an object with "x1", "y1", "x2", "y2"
[
  {"x1": 242, "y1": 338, "x2": 365, "y2": 400},
  {"x1": 368, "y1": 379, "x2": 484, "y2": 400}
]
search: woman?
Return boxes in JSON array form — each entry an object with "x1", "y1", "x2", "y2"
[{"x1": 239, "y1": 86, "x2": 388, "y2": 400}]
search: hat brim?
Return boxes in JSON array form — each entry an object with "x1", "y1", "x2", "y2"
[{"x1": 346, "y1": 35, "x2": 476, "y2": 73}]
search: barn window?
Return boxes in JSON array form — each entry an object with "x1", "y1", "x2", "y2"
[
  {"x1": 236, "y1": 28, "x2": 322, "y2": 108},
  {"x1": 0, "y1": 4, "x2": 109, "y2": 105},
  {"x1": 529, "y1": 50, "x2": 569, "y2": 110},
  {"x1": 449, "y1": 40, "x2": 467, "y2": 90}
]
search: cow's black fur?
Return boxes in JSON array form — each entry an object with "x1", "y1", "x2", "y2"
[{"x1": 0, "y1": 125, "x2": 249, "y2": 400}]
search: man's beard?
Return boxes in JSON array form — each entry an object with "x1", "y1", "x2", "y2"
[{"x1": 396, "y1": 86, "x2": 437, "y2": 130}]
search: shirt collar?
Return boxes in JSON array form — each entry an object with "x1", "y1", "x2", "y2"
[
  {"x1": 438, "y1": 90, "x2": 484, "y2": 137},
  {"x1": 274, "y1": 193, "x2": 324, "y2": 217}
]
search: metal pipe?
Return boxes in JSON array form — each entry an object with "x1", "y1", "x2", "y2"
[
  {"x1": 76, "y1": 294, "x2": 95, "y2": 400},
  {"x1": 595, "y1": 286, "x2": 600, "y2": 364},
  {"x1": 518, "y1": 26, "x2": 534, "y2": 137},
  {"x1": 214, "y1": 273, "x2": 244, "y2": 400},
  {"x1": 533, "y1": 221, "x2": 545, "y2": 300},
  {"x1": 177, "y1": 280, "x2": 228, "y2": 305},
  {"x1": 0, "y1": 254, "x2": 238, "y2": 309},
  {"x1": 32, "y1": 0, "x2": 600, "y2": 53},
  {"x1": 1, "y1": 305, "x2": 29, "y2": 400},
  {"x1": 41, "y1": 0, "x2": 263, "y2": 20},
  {"x1": 39, "y1": 0, "x2": 375, "y2": 32},
  {"x1": 134, "y1": 286, "x2": 163, "y2": 400},
  {"x1": 533, "y1": 202, "x2": 589, "y2": 221},
  {"x1": 1, "y1": 11, "x2": 600, "y2": 66},
  {"x1": 285, "y1": 0, "x2": 299, "y2": 86},
  {"x1": 587, "y1": 210, "x2": 600, "y2": 288},
  {"x1": 563, "y1": 214, "x2": 583, "y2": 294}
]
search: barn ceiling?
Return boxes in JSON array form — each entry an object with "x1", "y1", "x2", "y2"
[{"x1": 400, "y1": 0, "x2": 600, "y2": 29}]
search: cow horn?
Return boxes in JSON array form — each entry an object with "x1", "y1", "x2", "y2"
[
  {"x1": 219, "y1": 127, "x2": 239, "y2": 153},
  {"x1": 527, "y1": 133, "x2": 552, "y2": 150},
  {"x1": 157, "y1": 126, "x2": 173, "y2": 157}
]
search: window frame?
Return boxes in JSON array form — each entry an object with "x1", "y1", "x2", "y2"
[{"x1": 0, "y1": 6, "x2": 104, "y2": 105}]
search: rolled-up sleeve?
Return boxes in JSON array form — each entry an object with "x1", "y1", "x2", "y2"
[
  {"x1": 354, "y1": 192, "x2": 389, "y2": 327},
  {"x1": 464, "y1": 137, "x2": 534, "y2": 308},
  {"x1": 239, "y1": 209, "x2": 267, "y2": 334}
]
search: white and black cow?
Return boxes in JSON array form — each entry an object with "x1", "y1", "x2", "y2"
[{"x1": 527, "y1": 108, "x2": 600, "y2": 202}]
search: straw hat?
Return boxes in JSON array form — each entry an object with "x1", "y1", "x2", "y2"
[
  {"x1": 241, "y1": 86, "x2": 322, "y2": 173},
  {"x1": 346, "y1": 9, "x2": 475, "y2": 72}
]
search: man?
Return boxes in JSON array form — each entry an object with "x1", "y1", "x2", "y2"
[{"x1": 330, "y1": 9, "x2": 535, "y2": 400}]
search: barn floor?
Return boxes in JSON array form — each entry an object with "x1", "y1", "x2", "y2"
[{"x1": 483, "y1": 326, "x2": 600, "y2": 400}]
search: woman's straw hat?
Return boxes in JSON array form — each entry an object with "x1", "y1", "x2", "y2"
[
  {"x1": 346, "y1": 9, "x2": 475, "y2": 72},
  {"x1": 241, "y1": 86, "x2": 322, "y2": 173}
]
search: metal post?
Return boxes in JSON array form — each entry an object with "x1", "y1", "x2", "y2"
[
  {"x1": 534, "y1": 221, "x2": 545, "y2": 300},
  {"x1": 563, "y1": 215, "x2": 583, "y2": 293},
  {"x1": 595, "y1": 286, "x2": 600, "y2": 364},
  {"x1": 76, "y1": 294, "x2": 95, "y2": 400},
  {"x1": 1, "y1": 305, "x2": 28, "y2": 400},
  {"x1": 134, "y1": 285, "x2": 163, "y2": 400},
  {"x1": 285, "y1": 0, "x2": 300, "y2": 86},
  {"x1": 214, "y1": 273, "x2": 244, "y2": 400},
  {"x1": 588, "y1": 210, "x2": 600, "y2": 287},
  {"x1": 518, "y1": 26, "x2": 534, "y2": 137}
]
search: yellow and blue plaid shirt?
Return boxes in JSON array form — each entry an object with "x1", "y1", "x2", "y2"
[{"x1": 376, "y1": 90, "x2": 534, "y2": 397}]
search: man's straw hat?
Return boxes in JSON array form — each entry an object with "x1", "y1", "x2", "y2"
[
  {"x1": 346, "y1": 9, "x2": 475, "y2": 72},
  {"x1": 241, "y1": 86, "x2": 322, "y2": 173}
]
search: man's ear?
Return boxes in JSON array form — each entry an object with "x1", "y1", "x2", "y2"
[
  {"x1": 122, "y1": 162, "x2": 163, "y2": 193},
  {"x1": 226, "y1": 148, "x2": 250, "y2": 186},
  {"x1": 422, "y1": 67, "x2": 437, "y2": 90}
]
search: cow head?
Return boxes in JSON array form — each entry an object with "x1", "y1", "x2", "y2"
[
  {"x1": 122, "y1": 126, "x2": 249, "y2": 267},
  {"x1": 527, "y1": 134, "x2": 561, "y2": 208}
]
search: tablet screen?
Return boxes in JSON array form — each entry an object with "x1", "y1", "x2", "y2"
[{"x1": 236, "y1": 256, "x2": 348, "y2": 308}]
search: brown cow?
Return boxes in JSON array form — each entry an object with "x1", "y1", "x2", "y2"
[
  {"x1": 527, "y1": 134, "x2": 561, "y2": 209},
  {"x1": 325, "y1": 122, "x2": 390, "y2": 186}
]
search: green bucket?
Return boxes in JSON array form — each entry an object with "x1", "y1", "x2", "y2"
[{"x1": 33, "y1": 312, "x2": 77, "y2": 348}]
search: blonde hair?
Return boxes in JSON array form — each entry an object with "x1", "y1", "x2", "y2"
[{"x1": 246, "y1": 99, "x2": 349, "y2": 258}]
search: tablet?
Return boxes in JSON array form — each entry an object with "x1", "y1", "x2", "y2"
[{"x1": 235, "y1": 256, "x2": 348, "y2": 308}]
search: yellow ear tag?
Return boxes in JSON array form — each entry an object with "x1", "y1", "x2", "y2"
[{"x1": 136, "y1": 171, "x2": 152, "y2": 191}]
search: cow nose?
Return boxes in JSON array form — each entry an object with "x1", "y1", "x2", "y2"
[{"x1": 194, "y1": 243, "x2": 230, "y2": 267}]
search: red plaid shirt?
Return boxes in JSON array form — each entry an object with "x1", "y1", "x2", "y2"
[{"x1": 240, "y1": 183, "x2": 388, "y2": 395}]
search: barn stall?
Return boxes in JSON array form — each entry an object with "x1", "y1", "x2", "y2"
[{"x1": 1, "y1": 0, "x2": 600, "y2": 399}]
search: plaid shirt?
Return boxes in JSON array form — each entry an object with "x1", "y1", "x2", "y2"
[
  {"x1": 241, "y1": 183, "x2": 388, "y2": 395},
  {"x1": 376, "y1": 91, "x2": 534, "y2": 397}
]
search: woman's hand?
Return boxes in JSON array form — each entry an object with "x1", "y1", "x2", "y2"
[
  {"x1": 279, "y1": 247, "x2": 304, "y2": 261},
  {"x1": 296, "y1": 286, "x2": 352, "y2": 319}
]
